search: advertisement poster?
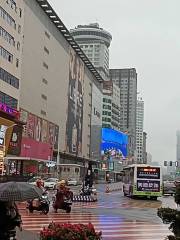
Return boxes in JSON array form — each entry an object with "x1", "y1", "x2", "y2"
[
  {"x1": 65, "y1": 48, "x2": 84, "y2": 155},
  {"x1": 8, "y1": 125, "x2": 23, "y2": 156},
  {"x1": 101, "y1": 128, "x2": 128, "y2": 160},
  {"x1": 20, "y1": 109, "x2": 59, "y2": 160}
]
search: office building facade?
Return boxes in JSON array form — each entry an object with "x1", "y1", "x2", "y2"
[
  {"x1": 136, "y1": 98, "x2": 144, "y2": 163},
  {"x1": 1, "y1": 0, "x2": 104, "y2": 177},
  {"x1": 109, "y1": 68, "x2": 137, "y2": 158},
  {"x1": 102, "y1": 81, "x2": 121, "y2": 131},
  {"x1": 0, "y1": 0, "x2": 24, "y2": 110},
  {"x1": 70, "y1": 23, "x2": 112, "y2": 80}
]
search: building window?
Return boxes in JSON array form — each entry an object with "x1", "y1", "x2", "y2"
[
  {"x1": 44, "y1": 46, "x2": 49, "y2": 54},
  {"x1": 19, "y1": 8, "x2": 22, "y2": 18},
  {"x1": 42, "y1": 78, "x2": 48, "y2": 85},
  {"x1": 45, "y1": 31, "x2": 50, "y2": 39},
  {"x1": 0, "y1": 26, "x2": 15, "y2": 46},
  {"x1": 41, "y1": 110, "x2": 46, "y2": 116},
  {"x1": 0, "y1": 46, "x2": 13, "y2": 63},
  {"x1": 18, "y1": 24, "x2": 21, "y2": 34},
  {"x1": 0, "y1": 67, "x2": 19, "y2": 88},
  {"x1": 16, "y1": 58, "x2": 19, "y2": 68},
  {"x1": 0, "y1": 6, "x2": 16, "y2": 29},
  {"x1": 0, "y1": 91, "x2": 18, "y2": 109},
  {"x1": 43, "y1": 62, "x2": 48, "y2": 69},
  {"x1": 17, "y1": 42, "x2": 20, "y2": 51},
  {"x1": 41, "y1": 94, "x2": 47, "y2": 100}
]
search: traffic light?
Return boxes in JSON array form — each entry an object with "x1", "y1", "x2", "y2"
[
  {"x1": 164, "y1": 161, "x2": 167, "y2": 166},
  {"x1": 175, "y1": 161, "x2": 179, "y2": 167},
  {"x1": 169, "y1": 161, "x2": 173, "y2": 166}
]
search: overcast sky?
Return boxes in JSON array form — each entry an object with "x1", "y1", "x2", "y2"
[{"x1": 48, "y1": 0, "x2": 180, "y2": 164}]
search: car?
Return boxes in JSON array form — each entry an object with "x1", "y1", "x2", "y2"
[
  {"x1": 67, "y1": 178, "x2": 78, "y2": 186},
  {"x1": 28, "y1": 176, "x2": 41, "y2": 186},
  {"x1": 44, "y1": 178, "x2": 59, "y2": 190},
  {"x1": 163, "y1": 181, "x2": 176, "y2": 195}
]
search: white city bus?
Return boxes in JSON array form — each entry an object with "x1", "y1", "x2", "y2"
[{"x1": 122, "y1": 164, "x2": 163, "y2": 200}]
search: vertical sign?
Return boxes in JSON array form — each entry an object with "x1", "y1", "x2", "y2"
[{"x1": 65, "y1": 48, "x2": 84, "y2": 155}]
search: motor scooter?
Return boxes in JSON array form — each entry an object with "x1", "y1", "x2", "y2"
[
  {"x1": 27, "y1": 191, "x2": 50, "y2": 214},
  {"x1": 53, "y1": 189, "x2": 73, "y2": 213}
]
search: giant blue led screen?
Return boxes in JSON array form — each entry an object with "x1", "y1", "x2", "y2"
[{"x1": 101, "y1": 128, "x2": 128, "y2": 158}]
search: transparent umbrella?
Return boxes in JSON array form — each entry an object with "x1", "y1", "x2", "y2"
[{"x1": 0, "y1": 181, "x2": 43, "y2": 202}]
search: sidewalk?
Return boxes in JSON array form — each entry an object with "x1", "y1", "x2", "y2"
[{"x1": 17, "y1": 229, "x2": 39, "y2": 240}]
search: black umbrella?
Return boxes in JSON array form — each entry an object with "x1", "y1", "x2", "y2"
[{"x1": 0, "y1": 182, "x2": 43, "y2": 202}]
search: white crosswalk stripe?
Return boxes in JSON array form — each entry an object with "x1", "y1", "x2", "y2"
[{"x1": 20, "y1": 210, "x2": 171, "y2": 240}]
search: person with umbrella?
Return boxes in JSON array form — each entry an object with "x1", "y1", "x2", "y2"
[
  {"x1": 0, "y1": 200, "x2": 22, "y2": 239},
  {"x1": 0, "y1": 181, "x2": 43, "y2": 239}
]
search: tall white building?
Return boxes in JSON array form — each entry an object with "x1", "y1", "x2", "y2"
[
  {"x1": 0, "y1": 0, "x2": 24, "y2": 109},
  {"x1": 136, "y1": 97, "x2": 144, "y2": 163},
  {"x1": 109, "y1": 68, "x2": 137, "y2": 157},
  {"x1": 70, "y1": 23, "x2": 112, "y2": 80}
]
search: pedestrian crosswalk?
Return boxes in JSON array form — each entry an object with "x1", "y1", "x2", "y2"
[{"x1": 20, "y1": 209, "x2": 170, "y2": 240}]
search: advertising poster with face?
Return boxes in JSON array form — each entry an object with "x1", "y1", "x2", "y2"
[
  {"x1": 49, "y1": 123, "x2": 55, "y2": 146},
  {"x1": 27, "y1": 113, "x2": 35, "y2": 139},
  {"x1": 34, "y1": 117, "x2": 42, "y2": 142},
  {"x1": 41, "y1": 119, "x2": 48, "y2": 143},
  {"x1": 65, "y1": 48, "x2": 84, "y2": 155},
  {"x1": 54, "y1": 125, "x2": 59, "y2": 150}
]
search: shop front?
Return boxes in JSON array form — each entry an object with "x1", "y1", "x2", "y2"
[
  {"x1": 4, "y1": 109, "x2": 59, "y2": 179},
  {"x1": 0, "y1": 102, "x2": 24, "y2": 180}
]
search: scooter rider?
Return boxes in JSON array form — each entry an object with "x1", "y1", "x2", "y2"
[{"x1": 53, "y1": 180, "x2": 73, "y2": 213}]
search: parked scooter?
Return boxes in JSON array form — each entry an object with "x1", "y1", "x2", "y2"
[
  {"x1": 80, "y1": 185, "x2": 97, "y2": 196},
  {"x1": 27, "y1": 191, "x2": 50, "y2": 214}
]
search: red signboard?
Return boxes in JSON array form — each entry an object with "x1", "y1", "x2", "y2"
[{"x1": 20, "y1": 137, "x2": 53, "y2": 160}]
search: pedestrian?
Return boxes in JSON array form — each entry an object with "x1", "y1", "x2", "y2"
[{"x1": 0, "y1": 201, "x2": 22, "y2": 239}]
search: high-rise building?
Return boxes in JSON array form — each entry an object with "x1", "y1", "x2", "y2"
[
  {"x1": 136, "y1": 98, "x2": 144, "y2": 163},
  {"x1": 0, "y1": 0, "x2": 24, "y2": 109},
  {"x1": 109, "y1": 68, "x2": 137, "y2": 157},
  {"x1": 102, "y1": 81, "x2": 121, "y2": 131},
  {"x1": 70, "y1": 23, "x2": 112, "y2": 80},
  {"x1": 1, "y1": 0, "x2": 104, "y2": 178},
  {"x1": 147, "y1": 153, "x2": 152, "y2": 164},
  {"x1": 142, "y1": 131, "x2": 147, "y2": 164},
  {"x1": 176, "y1": 130, "x2": 180, "y2": 170}
]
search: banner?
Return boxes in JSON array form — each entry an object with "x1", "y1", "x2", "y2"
[
  {"x1": 19, "y1": 109, "x2": 59, "y2": 160},
  {"x1": 65, "y1": 48, "x2": 84, "y2": 155}
]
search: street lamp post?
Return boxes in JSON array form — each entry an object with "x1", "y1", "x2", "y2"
[{"x1": 0, "y1": 123, "x2": 17, "y2": 176}]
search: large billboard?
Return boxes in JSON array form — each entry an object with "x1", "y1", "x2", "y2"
[
  {"x1": 101, "y1": 128, "x2": 128, "y2": 160},
  {"x1": 19, "y1": 109, "x2": 59, "y2": 160},
  {"x1": 65, "y1": 48, "x2": 84, "y2": 155}
]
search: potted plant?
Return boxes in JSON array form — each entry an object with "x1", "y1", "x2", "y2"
[
  {"x1": 157, "y1": 181, "x2": 180, "y2": 240},
  {"x1": 40, "y1": 222, "x2": 102, "y2": 240}
]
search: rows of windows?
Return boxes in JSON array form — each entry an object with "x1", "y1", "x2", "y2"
[
  {"x1": 0, "y1": 67, "x2": 19, "y2": 89},
  {"x1": 103, "y1": 98, "x2": 111, "y2": 103},
  {"x1": 102, "y1": 111, "x2": 111, "y2": 116},
  {"x1": 0, "y1": 46, "x2": 13, "y2": 63},
  {"x1": 6, "y1": 0, "x2": 22, "y2": 17},
  {"x1": 102, "y1": 117, "x2": 111, "y2": 122},
  {"x1": 0, "y1": 6, "x2": 16, "y2": 29},
  {"x1": 0, "y1": 91, "x2": 18, "y2": 109},
  {"x1": 0, "y1": 26, "x2": 15, "y2": 46},
  {"x1": 103, "y1": 104, "x2": 111, "y2": 110}
]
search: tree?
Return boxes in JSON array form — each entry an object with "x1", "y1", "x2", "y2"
[{"x1": 157, "y1": 182, "x2": 180, "y2": 240}]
